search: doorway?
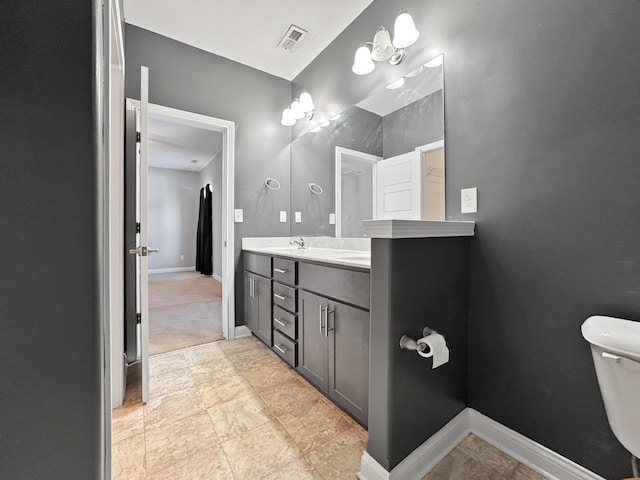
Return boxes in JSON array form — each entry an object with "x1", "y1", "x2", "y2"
[
  {"x1": 114, "y1": 100, "x2": 237, "y2": 407},
  {"x1": 145, "y1": 113, "x2": 225, "y2": 355}
]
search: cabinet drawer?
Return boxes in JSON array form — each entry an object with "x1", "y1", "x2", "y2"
[
  {"x1": 244, "y1": 252, "x2": 271, "y2": 277},
  {"x1": 298, "y1": 262, "x2": 370, "y2": 310},
  {"x1": 273, "y1": 282, "x2": 296, "y2": 313},
  {"x1": 272, "y1": 257, "x2": 297, "y2": 286},
  {"x1": 272, "y1": 305, "x2": 297, "y2": 340},
  {"x1": 273, "y1": 330, "x2": 297, "y2": 367}
]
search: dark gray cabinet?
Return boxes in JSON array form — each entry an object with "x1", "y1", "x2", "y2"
[
  {"x1": 244, "y1": 271, "x2": 272, "y2": 346},
  {"x1": 298, "y1": 291, "x2": 329, "y2": 391},
  {"x1": 297, "y1": 286, "x2": 370, "y2": 426}
]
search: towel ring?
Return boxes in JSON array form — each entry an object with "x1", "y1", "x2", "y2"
[
  {"x1": 264, "y1": 178, "x2": 281, "y2": 190},
  {"x1": 308, "y1": 183, "x2": 323, "y2": 194}
]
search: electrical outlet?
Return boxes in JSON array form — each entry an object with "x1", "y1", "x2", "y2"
[
  {"x1": 295, "y1": 211, "x2": 302, "y2": 223},
  {"x1": 329, "y1": 213, "x2": 336, "y2": 224},
  {"x1": 280, "y1": 211, "x2": 287, "y2": 223},
  {"x1": 234, "y1": 209, "x2": 243, "y2": 223},
  {"x1": 180, "y1": 254, "x2": 184, "y2": 261},
  {"x1": 461, "y1": 188, "x2": 477, "y2": 213}
]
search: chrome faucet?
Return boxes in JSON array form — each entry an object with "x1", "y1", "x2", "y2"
[{"x1": 290, "y1": 236, "x2": 305, "y2": 249}]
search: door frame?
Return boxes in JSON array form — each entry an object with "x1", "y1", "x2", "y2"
[
  {"x1": 115, "y1": 101, "x2": 237, "y2": 404},
  {"x1": 334, "y1": 146, "x2": 382, "y2": 237},
  {"x1": 125, "y1": 100, "x2": 236, "y2": 338}
]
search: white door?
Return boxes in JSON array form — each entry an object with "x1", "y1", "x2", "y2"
[
  {"x1": 127, "y1": 67, "x2": 155, "y2": 402},
  {"x1": 375, "y1": 150, "x2": 421, "y2": 219}
]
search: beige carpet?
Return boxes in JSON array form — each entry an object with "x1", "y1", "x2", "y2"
[{"x1": 148, "y1": 271, "x2": 223, "y2": 355}]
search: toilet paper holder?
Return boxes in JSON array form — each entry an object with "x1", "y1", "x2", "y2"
[
  {"x1": 400, "y1": 327, "x2": 450, "y2": 369},
  {"x1": 399, "y1": 327, "x2": 437, "y2": 352}
]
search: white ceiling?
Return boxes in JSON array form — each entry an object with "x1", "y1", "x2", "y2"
[
  {"x1": 148, "y1": 115, "x2": 222, "y2": 172},
  {"x1": 123, "y1": 0, "x2": 375, "y2": 81}
]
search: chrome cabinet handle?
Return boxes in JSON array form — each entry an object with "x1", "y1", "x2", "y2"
[
  {"x1": 324, "y1": 308, "x2": 334, "y2": 337},
  {"x1": 249, "y1": 278, "x2": 254, "y2": 298},
  {"x1": 319, "y1": 305, "x2": 324, "y2": 334},
  {"x1": 274, "y1": 318, "x2": 287, "y2": 327},
  {"x1": 274, "y1": 344, "x2": 287, "y2": 354},
  {"x1": 274, "y1": 268, "x2": 287, "y2": 274},
  {"x1": 274, "y1": 293, "x2": 287, "y2": 301}
]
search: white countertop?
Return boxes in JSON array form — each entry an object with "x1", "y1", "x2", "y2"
[
  {"x1": 363, "y1": 220, "x2": 475, "y2": 238},
  {"x1": 242, "y1": 237, "x2": 370, "y2": 269}
]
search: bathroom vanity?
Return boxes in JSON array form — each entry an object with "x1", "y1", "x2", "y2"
[{"x1": 243, "y1": 242, "x2": 371, "y2": 426}]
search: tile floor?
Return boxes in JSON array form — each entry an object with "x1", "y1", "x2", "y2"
[{"x1": 112, "y1": 335, "x2": 548, "y2": 480}]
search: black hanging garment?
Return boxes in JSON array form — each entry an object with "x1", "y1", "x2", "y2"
[
  {"x1": 201, "y1": 185, "x2": 213, "y2": 275},
  {"x1": 195, "y1": 187, "x2": 205, "y2": 272}
]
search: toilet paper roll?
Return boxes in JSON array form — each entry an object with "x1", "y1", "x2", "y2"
[{"x1": 417, "y1": 334, "x2": 449, "y2": 369}]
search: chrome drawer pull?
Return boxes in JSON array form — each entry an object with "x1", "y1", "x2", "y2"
[
  {"x1": 274, "y1": 344, "x2": 287, "y2": 354},
  {"x1": 274, "y1": 293, "x2": 287, "y2": 301},
  {"x1": 274, "y1": 318, "x2": 287, "y2": 327},
  {"x1": 274, "y1": 268, "x2": 288, "y2": 274}
]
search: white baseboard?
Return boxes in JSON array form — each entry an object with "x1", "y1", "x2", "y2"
[
  {"x1": 359, "y1": 408, "x2": 605, "y2": 480},
  {"x1": 234, "y1": 325, "x2": 251, "y2": 339},
  {"x1": 469, "y1": 409, "x2": 605, "y2": 480},
  {"x1": 148, "y1": 266, "x2": 195, "y2": 275},
  {"x1": 212, "y1": 273, "x2": 222, "y2": 283}
]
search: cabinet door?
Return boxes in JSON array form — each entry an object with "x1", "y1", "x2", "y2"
[
  {"x1": 244, "y1": 271, "x2": 258, "y2": 333},
  {"x1": 255, "y1": 275, "x2": 272, "y2": 346},
  {"x1": 297, "y1": 291, "x2": 329, "y2": 392},
  {"x1": 328, "y1": 300, "x2": 370, "y2": 426}
]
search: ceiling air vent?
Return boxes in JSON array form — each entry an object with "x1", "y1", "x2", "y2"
[{"x1": 278, "y1": 25, "x2": 308, "y2": 51}]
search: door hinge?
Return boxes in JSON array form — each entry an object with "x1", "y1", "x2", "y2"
[
  {"x1": 136, "y1": 131, "x2": 141, "y2": 143},
  {"x1": 136, "y1": 222, "x2": 141, "y2": 233},
  {"x1": 136, "y1": 313, "x2": 142, "y2": 324}
]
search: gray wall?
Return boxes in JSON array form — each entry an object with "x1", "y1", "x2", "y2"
[
  {"x1": 0, "y1": 1, "x2": 103, "y2": 478},
  {"x1": 147, "y1": 166, "x2": 200, "y2": 270},
  {"x1": 124, "y1": 25, "x2": 292, "y2": 325},
  {"x1": 199, "y1": 152, "x2": 223, "y2": 278},
  {"x1": 382, "y1": 90, "x2": 443, "y2": 158},
  {"x1": 293, "y1": 0, "x2": 640, "y2": 478}
]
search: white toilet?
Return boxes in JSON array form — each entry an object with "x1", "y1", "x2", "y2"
[{"x1": 582, "y1": 315, "x2": 640, "y2": 469}]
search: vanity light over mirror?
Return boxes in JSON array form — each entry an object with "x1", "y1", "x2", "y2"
[{"x1": 290, "y1": 53, "x2": 445, "y2": 238}]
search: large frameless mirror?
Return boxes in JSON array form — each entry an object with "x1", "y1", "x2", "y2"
[{"x1": 290, "y1": 54, "x2": 445, "y2": 237}]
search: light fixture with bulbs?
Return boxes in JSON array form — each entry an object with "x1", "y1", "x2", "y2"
[
  {"x1": 352, "y1": 9, "x2": 419, "y2": 75},
  {"x1": 281, "y1": 91, "x2": 315, "y2": 126}
]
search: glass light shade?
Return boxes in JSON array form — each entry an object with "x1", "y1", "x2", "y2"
[
  {"x1": 385, "y1": 77, "x2": 405, "y2": 90},
  {"x1": 281, "y1": 108, "x2": 296, "y2": 126},
  {"x1": 299, "y1": 91, "x2": 315, "y2": 112},
  {"x1": 352, "y1": 44, "x2": 375, "y2": 75},
  {"x1": 290, "y1": 99, "x2": 305, "y2": 120},
  {"x1": 371, "y1": 26, "x2": 394, "y2": 61},
  {"x1": 392, "y1": 10, "x2": 419, "y2": 48}
]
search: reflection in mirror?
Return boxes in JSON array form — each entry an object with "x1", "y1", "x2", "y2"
[{"x1": 291, "y1": 54, "x2": 444, "y2": 237}]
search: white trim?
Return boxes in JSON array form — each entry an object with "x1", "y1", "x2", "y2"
[
  {"x1": 358, "y1": 408, "x2": 606, "y2": 480},
  {"x1": 469, "y1": 409, "x2": 606, "y2": 480},
  {"x1": 148, "y1": 266, "x2": 196, "y2": 275},
  {"x1": 363, "y1": 219, "x2": 475, "y2": 238},
  {"x1": 212, "y1": 273, "x2": 223, "y2": 283},
  {"x1": 234, "y1": 325, "x2": 252, "y2": 338},
  {"x1": 414, "y1": 139, "x2": 444, "y2": 153},
  {"x1": 126, "y1": 100, "x2": 236, "y2": 341},
  {"x1": 334, "y1": 146, "x2": 382, "y2": 237}
]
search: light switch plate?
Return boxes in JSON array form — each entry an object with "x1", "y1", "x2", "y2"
[
  {"x1": 329, "y1": 213, "x2": 336, "y2": 224},
  {"x1": 461, "y1": 188, "x2": 477, "y2": 213},
  {"x1": 295, "y1": 211, "x2": 302, "y2": 223},
  {"x1": 234, "y1": 209, "x2": 243, "y2": 223},
  {"x1": 180, "y1": 254, "x2": 184, "y2": 260},
  {"x1": 280, "y1": 211, "x2": 287, "y2": 223}
]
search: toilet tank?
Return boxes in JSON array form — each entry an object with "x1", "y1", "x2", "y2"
[{"x1": 582, "y1": 315, "x2": 640, "y2": 458}]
